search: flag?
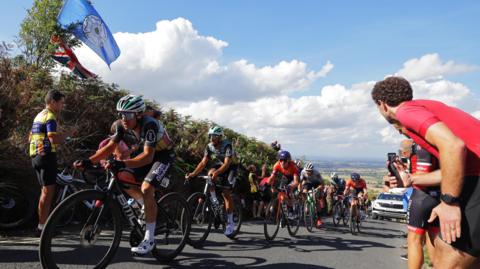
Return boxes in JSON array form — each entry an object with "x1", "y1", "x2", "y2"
[
  {"x1": 57, "y1": 0, "x2": 120, "y2": 67},
  {"x1": 51, "y1": 35, "x2": 96, "y2": 79}
]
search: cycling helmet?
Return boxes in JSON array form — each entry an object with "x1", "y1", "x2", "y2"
[
  {"x1": 351, "y1": 173, "x2": 360, "y2": 181},
  {"x1": 305, "y1": 162, "x2": 314, "y2": 171},
  {"x1": 330, "y1": 172, "x2": 338, "y2": 179},
  {"x1": 208, "y1": 126, "x2": 224, "y2": 136},
  {"x1": 116, "y1": 95, "x2": 146, "y2": 113},
  {"x1": 278, "y1": 150, "x2": 291, "y2": 161}
]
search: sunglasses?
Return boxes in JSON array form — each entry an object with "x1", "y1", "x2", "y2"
[
  {"x1": 279, "y1": 159, "x2": 288, "y2": 163},
  {"x1": 118, "y1": 112, "x2": 136, "y2": 120}
]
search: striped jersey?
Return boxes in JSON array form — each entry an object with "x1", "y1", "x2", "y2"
[{"x1": 29, "y1": 109, "x2": 58, "y2": 157}]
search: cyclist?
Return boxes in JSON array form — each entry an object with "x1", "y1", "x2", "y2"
[
  {"x1": 331, "y1": 172, "x2": 346, "y2": 195},
  {"x1": 186, "y1": 126, "x2": 238, "y2": 236},
  {"x1": 344, "y1": 173, "x2": 368, "y2": 222},
  {"x1": 74, "y1": 94, "x2": 175, "y2": 255},
  {"x1": 299, "y1": 162, "x2": 324, "y2": 227},
  {"x1": 267, "y1": 150, "x2": 300, "y2": 218},
  {"x1": 29, "y1": 89, "x2": 75, "y2": 236}
]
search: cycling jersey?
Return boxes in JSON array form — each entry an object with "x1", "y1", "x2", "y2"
[
  {"x1": 204, "y1": 139, "x2": 236, "y2": 167},
  {"x1": 345, "y1": 178, "x2": 367, "y2": 195},
  {"x1": 248, "y1": 172, "x2": 258, "y2": 193},
  {"x1": 29, "y1": 109, "x2": 58, "y2": 157},
  {"x1": 332, "y1": 178, "x2": 346, "y2": 194},
  {"x1": 412, "y1": 144, "x2": 439, "y2": 192},
  {"x1": 272, "y1": 160, "x2": 299, "y2": 185},
  {"x1": 300, "y1": 169, "x2": 323, "y2": 189}
]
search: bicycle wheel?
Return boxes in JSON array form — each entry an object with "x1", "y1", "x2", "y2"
[
  {"x1": 263, "y1": 199, "x2": 280, "y2": 241},
  {"x1": 349, "y1": 207, "x2": 357, "y2": 235},
  {"x1": 152, "y1": 192, "x2": 191, "y2": 262},
  {"x1": 39, "y1": 190, "x2": 122, "y2": 269},
  {"x1": 332, "y1": 202, "x2": 341, "y2": 227},
  {"x1": 226, "y1": 195, "x2": 243, "y2": 239},
  {"x1": 54, "y1": 186, "x2": 77, "y2": 228},
  {"x1": 303, "y1": 200, "x2": 314, "y2": 233},
  {"x1": 186, "y1": 192, "x2": 213, "y2": 248},
  {"x1": 0, "y1": 183, "x2": 34, "y2": 229},
  {"x1": 286, "y1": 200, "x2": 301, "y2": 237},
  {"x1": 342, "y1": 204, "x2": 349, "y2": 226}
]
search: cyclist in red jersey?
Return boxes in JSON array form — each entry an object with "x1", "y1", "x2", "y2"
[
  {"x1": 267, "y1": 150, "x2": 300, "y2": 196},
  {"x1": 344, "y1": 173, "x2": 368, "y2": 220},
  {"x1": 372, "y1": 76, "x2": 480, "y2": 267}
]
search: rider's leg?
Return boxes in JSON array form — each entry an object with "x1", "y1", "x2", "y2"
[
  {"x1": 407, "y1": 230, "x2": 425, "y2": 269},
  {"x1": 118, "y1": 171, "x2": 143, "y2": 205},
  {"x1": 38, "y1": 185, "x2": 56, "y2": 229},
  {"x1": 141, "y1": 181, "x2": 157, "y2": 240}
]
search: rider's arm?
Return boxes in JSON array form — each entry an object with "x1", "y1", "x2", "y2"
[
  {"x1": 213, "y1": 156, "x2": 232, "y2": 176},
  {"x1": 190, "y1": 155, "x2": 209, "y2": 178},
  {"x1": 89, "y1": 139, "x2": 117, "y2": 163},
  {"x1": 291, "y1": 173, "x2": 300, "y2": 188},
  {"x1": 123, "y1": 144, "x2": 155, "y2": 168}
]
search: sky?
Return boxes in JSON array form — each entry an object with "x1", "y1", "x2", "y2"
[{"x1": 2, "y1": 0, "x2": 480, "y2": 160}]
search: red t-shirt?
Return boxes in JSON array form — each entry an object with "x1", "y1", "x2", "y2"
[
  {"x1": 345, "y1": 178, "x2": 367, "y2": 191},
  {"x1": 397, "y1": 100, "x2": 480, "y2": 176}
]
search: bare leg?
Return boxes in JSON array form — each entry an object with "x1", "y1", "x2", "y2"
[
  {"x1": 432, "y1": 235, "x2": 477, "y2": 269},
  {"x1": 407, "y1": 231, "x2": 425, "y2": 269},
  {"x1": 38, "y1": 185, "x2": 56, "y2": 225}
]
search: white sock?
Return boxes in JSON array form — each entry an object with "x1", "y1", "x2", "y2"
[
  {"x1": 227, "y1": 213, "x2": 233, "y2": 224},
  {"x1": 145, "y1": 222, "x2": 155, "y2": 242},
  {"x1": 37, "y1": 223, "x2": 44, "y2": 230},
  {"x1": 136, "y1": 198, "x2": 144, "y2": 207}
]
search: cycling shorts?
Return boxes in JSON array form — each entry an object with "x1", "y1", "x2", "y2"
[
  {"x1": 407, "y1": 188, "x2": 440, "y2": 235},
  {"x1": 450, "y1": 176, "x2": 480, "y2": 257},
  {"x1": 32, "y1": 153, "x2": 57, "y2": 187},
  {"x1": 124, "y1": 149, "x2": 175, "y2": 189},
  {"x1": 212, "y1": 164, "x2": 237, "y2": 190}
]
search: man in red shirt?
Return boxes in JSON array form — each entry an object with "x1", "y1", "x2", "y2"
[
  {"x1": 372, "y1": 76, "x2": 480, "y2": 268},
  {"x1": 267, "y1": 150, "x2": 300, "y2": 196}
]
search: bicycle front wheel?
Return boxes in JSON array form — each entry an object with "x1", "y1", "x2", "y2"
[
  {"x1": 186, "y1": 192, "x2": 213, "y2": 248},
  {"x1": 263, "y1": 199, "x2": 280, "y2": 241},
  {"x1": 39, "y1": 190, "x2": 122, "y2": 269},
  {"x1": 303, "y1": 200, "x2": 314, "y2": 233},
  {"x1": 152, "y1": 192, "x2": 191, "y2": 262},
  {"x1": 286, "y1": 200, "x2": 301, "y2": 237}
]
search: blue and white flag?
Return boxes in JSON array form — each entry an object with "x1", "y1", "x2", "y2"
[{"x1": 58, "y1": 0, "x2": 120, "y2": 67}]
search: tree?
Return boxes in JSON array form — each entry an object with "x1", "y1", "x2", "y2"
[{"x1": 18, "y1": 0, "x2": 78, "y2": 68}]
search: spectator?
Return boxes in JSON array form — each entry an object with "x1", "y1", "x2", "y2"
[
  {"x1": 247, "y1": 165, "x2": 262, "y2": 219},
  {"x1": 372, "y1": 76, "x2": 480, "y2": 268},
  {"x1": 29, "y1": 89, "x2": 76, "y2": 236}
]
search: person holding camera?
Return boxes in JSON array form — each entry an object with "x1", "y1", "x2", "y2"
[{"x1": 372, "y1": 76, "x2": 480, "y2": 268}]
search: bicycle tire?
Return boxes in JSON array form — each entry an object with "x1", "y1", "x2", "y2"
[
  {"x1": 263, "y1": 199, "x2": 280, "y2": 241},
  {"x1": 304, "y1": 200, "x2": 314, "y2": 233},
  {"x1": 0, "y1": 183, "x2": 35, "y2": 229},
  {"x1": 151, "y1": 192, "x2": 191, "y2": 262},
  {"x1": 332, "y1": 202, "x2": 341, "y2": 227},
  {"x1": 286, "y1": 200, "x2": 301, "y2": 237},
  {"x1": 342, "y1": 204, "x2": 349, "y2": 226},
  {"x1": 39, "y1": 189, "x2": 122, "y2": 269},
  {"x1": 186, "y1": 192, "x2": 213, "y2": 249}
]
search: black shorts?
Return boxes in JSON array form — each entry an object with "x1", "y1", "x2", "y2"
[
  {"x1": 125, "y1": 149, "x2": 175, "y2": 189},
  {"x1": 212, "y1": 164, "x2": 237, "y2": 190},
  {"x1": 302, "y1": 182, "x2": 320, "y2": 191},
  {"x1": 450, "y1": 176, "x2": 480, "y2": 257},
  {"x1": 32, "y1": 153, "x2": 57, "y2": 187},
  {"x1": 250, "y1": 192, "x2": 261, "y2": 202},
  {"x1": 407, "y1": 188, "x2": 440, "y2": 235}
]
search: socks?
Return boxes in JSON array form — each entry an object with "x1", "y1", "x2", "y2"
[
  {"x1": 145, "y1": 222, "x2": 155, "y2": 242},
  {"x1": 37, "y1": 223, "x2": 44, "y2": 230}
]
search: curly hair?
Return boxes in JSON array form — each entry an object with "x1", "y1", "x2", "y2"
[{"x1": 371, "y1": 76, "x2": 413, "y2": 106}]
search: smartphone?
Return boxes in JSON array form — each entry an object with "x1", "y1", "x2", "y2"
[{"x1": 387, "y1": 152, "x2": 403, "y2": 187}]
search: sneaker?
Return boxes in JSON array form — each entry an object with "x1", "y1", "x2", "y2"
[
  {"x1": 224, "y1": 223, "x2": 235, "y2": 236},
  {"x1": 316, "y1": 219, "x2": 323, "y2": 228},
  {"x1": 131, "y1": 239, "x2": 155, "y2": 255},
  {"x1": 400, "y1": 254, "x2": 408, "y2": 261}
]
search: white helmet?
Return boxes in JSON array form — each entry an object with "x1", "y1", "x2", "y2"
[{"x1": 305, "y1": 162, "x2": 314, "y2": 171}]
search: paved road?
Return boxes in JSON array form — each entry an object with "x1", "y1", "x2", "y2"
[{"x1": 0, "y1": 218, "x2": 407, "y2": 269}]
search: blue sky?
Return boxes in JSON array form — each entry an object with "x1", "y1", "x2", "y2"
[{"x1": 2, "y1": 1, "x2": 480, "y2": 159}]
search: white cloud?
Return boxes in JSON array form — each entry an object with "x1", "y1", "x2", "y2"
[
  {"x1": 75, "y1": 17, "x2": 332, "y2": 103},
  {"x1": 396, "y1": 53, "x2": 477, "y2": 81},
  {"x1": 72, "y1": 18, "x2": 480, "y2": 158}
]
